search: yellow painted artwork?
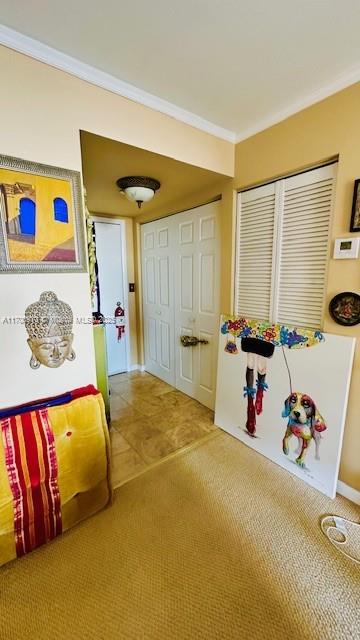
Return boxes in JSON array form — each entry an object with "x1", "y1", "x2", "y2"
[{"x1": 0, "y1": 167, "x2": 76, "y2": 263}]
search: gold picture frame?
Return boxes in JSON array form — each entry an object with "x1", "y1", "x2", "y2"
[{"x1": 0, "y1": 154, "x2": 86, "y2": 273}]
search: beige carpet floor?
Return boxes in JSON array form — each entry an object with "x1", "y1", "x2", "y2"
[{"x1": 1, "y1": 431, "x2": 360, "y2": 640}]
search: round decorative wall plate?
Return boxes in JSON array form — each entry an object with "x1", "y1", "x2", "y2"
[{"x1": 329, "y1": 292, "x2": 360, "y2": 326}]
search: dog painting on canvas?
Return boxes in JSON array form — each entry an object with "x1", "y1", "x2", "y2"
[{"x1": 282, "y1": 392, "x2": 327, "y2": 468}]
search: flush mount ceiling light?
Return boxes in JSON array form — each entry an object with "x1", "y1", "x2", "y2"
[{"x1": 116, "y1": 176, "x2": 161, "y2": 209}]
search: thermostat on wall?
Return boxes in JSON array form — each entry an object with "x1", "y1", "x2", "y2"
[{"x1": 333, "y1": 237, "x2": 360, "y2": 259}]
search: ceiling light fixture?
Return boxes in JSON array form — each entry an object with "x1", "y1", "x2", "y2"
[{"x1": 116, "y1": 176, "x2": 161, "y2": 209}]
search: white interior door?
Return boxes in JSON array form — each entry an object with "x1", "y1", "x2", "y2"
[
  {"x1": 141, "y1": 201, "x2": 220, "y2": 408},
  {"x1": 141, "y1": 219, "x2": 175, "y2": 386},
  {"x1": 174, "y1": 202, "x2": 220, "y2": 409},
  {"x1": 94, "y1": 220, "x2": 128, "y2": 376}
]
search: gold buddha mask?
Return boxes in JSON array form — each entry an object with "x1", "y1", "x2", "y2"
[{"x1": 25, "y1": 291, "x2": 76, "y2": 369}]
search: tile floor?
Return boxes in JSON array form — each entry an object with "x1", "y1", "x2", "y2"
[{"x1": 109, "y1": 370, "x2": 217, "y2": 487}]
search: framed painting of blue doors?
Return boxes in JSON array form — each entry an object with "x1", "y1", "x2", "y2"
[{"x1": 0, "y1": 154, "x2": 86, "y2": 273}]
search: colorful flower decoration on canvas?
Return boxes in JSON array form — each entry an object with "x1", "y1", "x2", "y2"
[{"x1": 221, "y1": 316, "x2": 324, "y2": 350}]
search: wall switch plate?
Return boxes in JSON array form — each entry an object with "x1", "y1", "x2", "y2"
[
  {"x1": 129, "y1": 283, "x2": 135, "y2": 292},
  {"x1": 333, "y1": 237, "x2": 360, "y2": 259}
]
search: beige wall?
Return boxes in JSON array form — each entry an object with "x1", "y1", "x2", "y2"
[
  {"x1": 0, "y1": 47, "x2": 234, "y2": 177},
  {"x1": 102, "y1": 80, "x2": 360, "y2": 494},
  {"x1": 1, "y1": 42, "x2": 359, "y2": 491},
  {"x1": 232, "y1": 83, "x2": 360, "y2": 490},
  {"x1": 0, "y1": 44, "x2": 233, "y2": 409}
]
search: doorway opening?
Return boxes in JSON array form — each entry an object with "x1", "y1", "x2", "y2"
[
  {"x1": 80, "y1": 130, "x2": 231, "y2": 486},
  {"x1": 92, "y1": 216, "x2": 130, "y2": 376}
]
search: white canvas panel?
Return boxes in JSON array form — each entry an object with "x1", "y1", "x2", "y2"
[{"x1": 215, "y1": 316, "x2": 355, "y2": 498}]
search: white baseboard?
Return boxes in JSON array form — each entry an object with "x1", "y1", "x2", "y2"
[
  {"x1": 337, "y1": 480, "x2": 360, "y2": 505},
  {"x1": 129, "y1": 364, "x2": 146, "y2": 372}
]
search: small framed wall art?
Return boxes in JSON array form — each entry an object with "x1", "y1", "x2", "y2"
[
  {"x1": 329, "y1": 292, "x2": 360, "y2": 327},
  {"x1": 350, "y1": 178, "x2": 360, "y2": 232},
  {"x1": 0, "y1": 154, "x2": 86, "y2": 273}
]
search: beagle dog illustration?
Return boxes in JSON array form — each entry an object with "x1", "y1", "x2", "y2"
[{"x1": 282, "y1": 392, "x2": 327, "y2": 468}]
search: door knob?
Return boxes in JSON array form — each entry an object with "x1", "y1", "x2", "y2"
[{"x1": 180, "y1": 335, "x2": 209, "y2": 347}]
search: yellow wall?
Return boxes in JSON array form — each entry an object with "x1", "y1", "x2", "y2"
[
  {"x1": 1, "y1": 42, "x2": 359, "y2": 491},
  {"x1": 233, "y1": 83, "x2": 360, "y2": 490},
  {"x1": 34, "y1": 175, "x2": 74, "y2": 247},
  {"x1": 0, "y1": 47, "x2": 234, "y2": 177},
  {"x1": 0, "y1": 43, "x2": 233, "y2": 409}
]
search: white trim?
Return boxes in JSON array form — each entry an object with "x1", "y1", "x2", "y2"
[
  {"x1": 0, "y1": 24, "x2": 235, "y2": 144},
  {"x1": 233, "y1": 193, "x2": 242, "y2": 315},
  {"x1": 130, "y1": 364, "x2": 146, "y2": 372},
  {"x1": 235, "y1": 64, "x2": 360, "y2": 142},
  {"x1": 91, "y1": 216, "x2": 131, "y2": 373},
  {"x1": 337, "y1": 480, "x2": 360, "y2": 506},
  {"x1": 2, "y1": 25, "x2": 359, "y2": 153},
  {"x1": 320, "y1": 163, "x2": 338, "y2": 330},
  {"x1": 230, "y1": 191, "x2": 237, "y2": 317},
  {"x1": 119, "y1": 219, "x2": 131, "y2": 373},
  {"x1": 91, "y1": 215, "x2": 123, "y2": 225},
  {"x1": 270, "y1": 180, "x2": 284, "y2": 324}
]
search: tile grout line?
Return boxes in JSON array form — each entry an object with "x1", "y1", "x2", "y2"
[
  {"x1": 112, "y1": 430, "x2": 221, "y2": 490},
  {"x1": 109, "y1": 371, "x2": 217, "y2": 485}
]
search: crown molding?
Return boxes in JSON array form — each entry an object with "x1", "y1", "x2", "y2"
[
  {"x1": 235, "y1": 64, "x2": 360, "y2": 143},
  {"x1": 2, "y1": 24, "x2": 360, "y2": 148},
  {"x1": 0, "y1": 24, "x2": 236, "y2": 143}
]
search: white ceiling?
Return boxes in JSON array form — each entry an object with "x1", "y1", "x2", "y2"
[{"x1": 1, "y1": 0, "x2": 360, "y2": 140}]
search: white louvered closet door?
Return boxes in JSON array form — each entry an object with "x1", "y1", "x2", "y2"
[
  {"x1": 235, "y1": 182, "x2": 276, "y2": 320},
  {"x1": 235, "y1": 163, "x2": 337, "y2": 328},
  {"x1": 276, "y1": 165, "x2": 335, "y2": 328}
]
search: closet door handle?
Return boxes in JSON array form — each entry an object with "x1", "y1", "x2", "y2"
[{"x1": 180, "y1": 335, "x2": 209, "y2": 347}]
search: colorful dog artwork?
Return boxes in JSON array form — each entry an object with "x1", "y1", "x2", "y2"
[
  {"x1": 281, "y1": 392, "x2": 327, "y2": 468},
  {"x1": 215, "y1": 316, "x2": 355, "y2": 498}
]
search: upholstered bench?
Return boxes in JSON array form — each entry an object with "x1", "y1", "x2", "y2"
[{"x1": 0, "y1": 385, "x2": 111, "y2": 566}]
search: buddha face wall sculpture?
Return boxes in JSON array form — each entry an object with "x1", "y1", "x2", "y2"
[{"x1": 25, "y1": 291, "x2": 76, "y2": 369}]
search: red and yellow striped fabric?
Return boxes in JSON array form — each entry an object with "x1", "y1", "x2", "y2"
[
  {"x1": 1, "y1": 409, "x2": 62, "y2": 557},
  {"x1": 0, "y1": 386, "x2": 111, "y2": 566}
]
